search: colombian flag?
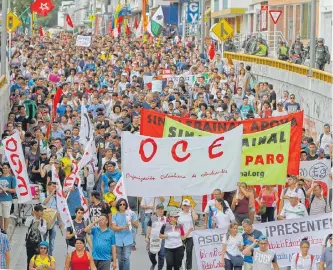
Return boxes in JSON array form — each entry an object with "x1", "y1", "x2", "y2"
[{"x1": 114, "y1": 2, "x2": 122, "y2": 27}]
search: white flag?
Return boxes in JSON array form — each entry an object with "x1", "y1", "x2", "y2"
[
  {"x1": 63, "y1": 155, "x2": 80, "y2": 192},
  {"x1": 114, "y1": 176, "x2": 127, "y2": 201},
  {"x1": 135, "y1": 19, "x2": 143, "y2": 38},
  {"x1": 113, "y1": 27, "x2": 119, "y2": 39},
  {"x1": 78, "y1": 137, "x2": 96, "y2": 169},
  {"x1": 3, "y1": 132, "x2": 32, "y2": 203},
  {"x1": 78, "y1": 102, "x2": 94, "y2": 146}
]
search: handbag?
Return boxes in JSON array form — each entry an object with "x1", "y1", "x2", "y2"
[
  {"x1": 257, "y1": 204, "x2": 267, "y2": 216},
  {"x1": 226, "y1": 251, "x2": 244, "y2": 266}
]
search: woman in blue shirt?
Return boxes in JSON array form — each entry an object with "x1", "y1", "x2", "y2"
[
  {"x1": 0, "y1": 163, "x2": 16, "y2": 233},
  {"x1": 111, "y1": 199, "x2": 139, "y2": 270}
]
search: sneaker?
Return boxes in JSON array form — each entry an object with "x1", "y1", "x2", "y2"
[{"x1": 132, "y1": 246, "x2": 136, "y2": 251}]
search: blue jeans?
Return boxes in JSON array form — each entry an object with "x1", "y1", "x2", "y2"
[
  {"x1": 142, "y1": 214, "x2": 151, "y2": 235},
  {"x1": 117, "y1": 245, "x2": 132, "y2": 270},
  {"x1": 132, "y1": 228, "x2": 136, "y2": 247},
  {"x1": 148, "y1": 239, "x2": 165, "y2": 270},
  {"x1": 44, "y1": 225, "x2": 57, "y2": 255}
]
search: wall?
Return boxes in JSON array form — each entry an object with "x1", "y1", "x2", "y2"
[{"x1": 232, "y1": 60, "x2": 332, "y2": 140}]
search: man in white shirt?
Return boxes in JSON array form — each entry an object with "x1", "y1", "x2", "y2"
[
  {"x1": 317, "y1": 124, "x2": 333, "y2": 155},
  {"x1": 141, "y1": 196, "x2": 165, "y2": 236},
  {"x1": 278, "y1": 191, "x2": 308, "y2": 220},
  {"x1": 272, "y1": 101, "x2": 288, "y2": 117},
  {"x1": 281, "y1": 176, "x2": 305, "y2": 208}
]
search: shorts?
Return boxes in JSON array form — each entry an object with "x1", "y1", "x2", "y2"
[
  {"x1": 0, "y1": 201, "x2": 12, "y2": 218},
  {"x1": 244, "y1": 262, "x2": 253, "y2": 270}
]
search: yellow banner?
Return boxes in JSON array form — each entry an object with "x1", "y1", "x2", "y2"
[{"x1": 163, "y1": 118, "x2": 291, "y2": 185}]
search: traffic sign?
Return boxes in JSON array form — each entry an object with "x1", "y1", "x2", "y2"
[
  {"x1": 211, "y1": 18, "x2": 233, "y2": 42},
  {"x1": 88, "y1": 14, "x2": 96, "y2": 21},
  {"x1": 6, "y1": 11, "x2": 22, "y2": 32},
  {"x1": 187, "y1": 2, "x2": 199, "y2": 24},
  {"x1": 269, "y1": 10, "x2": 282, "y2": 24}
]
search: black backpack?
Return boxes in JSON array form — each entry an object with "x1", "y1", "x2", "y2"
[
  {"x1": 319, "y1": 133, "x2": 333, "y2": 146},
  {"x1": 25, "y1": 219, "x2": 44, "y2": 248}
]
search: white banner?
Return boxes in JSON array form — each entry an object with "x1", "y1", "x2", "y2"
[
  {"x1": 192, "y1": 214, "x2": 332, "y2": 269},
  {"x1": 122, "y1": 126, "x2": 243, "y2": 196},
  {"x1": 299, "y1": 159, "x2": 331, "y2": 184},
  {"x1": 3, "y1": 132, "x2": 32, "y2": 203},
  {"x1": 152, "y1": 80, "x2": 162, "y2": 93},
  {"x1": 75, "y1": 35, "x2": 91, "y2": 47},
  {"x1": 78, "y1": 102, "x2": 94, "y2": 146}
]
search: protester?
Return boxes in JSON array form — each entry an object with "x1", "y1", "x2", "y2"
[
  {"x1": 242, "y1": 235, "x2": 279, "y2": 270},
  {"x1": 64, "y1": 238, "x2": 97, "y2": 270},
  {"x1": 89, "y1": 191, "x2": 111, "y2": 226},
  {"x1": 212, "y1": 198, "x2": 235, "y2": 230},
  {"x1": 25, "y1": 204, "x2": 47, "y2": 270},
  {"x1": 178, "y1": 199, "x2": 198, "y2": 270},
  {"x1": 221, "y1": 221, "x2": 244, "y2": 270},
  {"x1": 0, "y1": 163, "x2": 16, "y2": 232},
  {"x1": 28, "y1": 241, "x2": 56, "y2": 270},
  {"x1": 84, "y1": 215, "x2": 117, "y2": 270},
  {"x1": 320, "y1": 234, "x2": 332, "y2": 270},
  {"x1": 231, "y1": 183, "x2": 252, "y2": 224},
  {"x1": 290, "y1": 237, "x2": 316, "y2": 270},
  {"x1": 111, "y1": 198, "x2": 138, "y2": 270},
  {"x1": 278, "y1": 191, "x2": 308, "y2": 220},
  {"x1": 258, "y1": 185, "x2": 279, "y2": 222},
  {"x1": 0, "y1": 229, "x2": 10, "y2": 269},
  {"x1": 204, "y1": 189, "x2": 228, "y2": 229},
  {"x1": 145, "y1": 203, "x2": 167, "y2": 270},
  {"x1": 140, "y1": 196, "x2": 165, "y2": 235},
  {"x1": 160, "y1": 211, "x2": 192, "y2": 270},
  {"x1": 306, "y1": 183, "x2": 329, "y2": 215}
]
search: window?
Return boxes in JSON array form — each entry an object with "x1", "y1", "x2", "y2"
[
  {"x1": 223, "y1": 0, "x2": 228, "y2": 9},
  {"x1": 301, "y1": 2, "x2": 311, "y2": 39},
  {"x1": 214, "y1": 0, "x2": 219, "y2": 12}
]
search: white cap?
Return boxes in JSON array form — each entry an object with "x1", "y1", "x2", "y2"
[
  {"x1": 289, "y1": 191, "x2": 299, "y2": 198},
  {"x1": 182, "y1": 199, "x2": 191, "y2": 206}
]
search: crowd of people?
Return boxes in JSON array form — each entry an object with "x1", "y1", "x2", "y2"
[{"x1": 0, "y1": 30, "x2": 332, "y2": 270}]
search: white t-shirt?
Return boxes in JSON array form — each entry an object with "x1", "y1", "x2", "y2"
[
  {"x1": 280, "y1": 203, "x2": 308, "y2": 220},
  {"x1": 290, "y1": 253, "x2": 316, "y2": 270},
  {"x1": 204, "y1": 199, "x2": 230, "y2": 214},
  {"x1": 178, "y1": 211, "x2": 194, "y2": 238},
  {"x1": 213, "y1": 209, "x2": 235, "y2": 231},
  {"x1": 222, "y1": 233, "x2": 243, "y2": 259},
  {"x1": 141, "y1": 197, "x2": 161, "y2": 214},
  {"x1": 281, "y1": 187, "x2": 305, "y2": 206},
  {"x1": 318, "y1": 133, "x2": 333, "y2": 155},
  {"x1": 272, "y1": 110, "x2": 288, "y2": 117}
]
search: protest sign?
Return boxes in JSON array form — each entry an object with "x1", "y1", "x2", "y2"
[
  {"x1": 152, "y1": 80, "x2": 163, "y2": 93},
  {"x1": 163, "y1": 118, "x2": 291, "y2": 185},
  {"x1": 192, "y1": 213, "x2": 332, "y2": 269},
  {"x1": 299, "y1": 159, "x2": 331, "y2": 183},
  {"x1": 75, "y1": 35, "x2": 91, "y2": 47},
  {"x1": 122, "y1": 126, "x2": 243, "y2": 196},
  {"x1": 192, "y1": 228, "x2": 227, "y2": 270},
  {"x1": 3, "y1": 132, "x2": 32, "y2": 203},
  {"x1": 141, "y1": 109, "x2": 303, "y2": 175}
]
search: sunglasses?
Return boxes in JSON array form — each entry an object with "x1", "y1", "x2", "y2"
[{"x1": 119, "y1": 203, "x2": 126, "y2": 206}]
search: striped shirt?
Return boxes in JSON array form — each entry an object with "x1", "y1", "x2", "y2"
[
  {"x1": 0, "y1": 232, "x2": 10, "y2": 269},
  {"x1": 309, "y1": 196, "x2": 328, "y2": 216}
]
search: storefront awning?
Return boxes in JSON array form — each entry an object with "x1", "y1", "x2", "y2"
[{"x1": 211, "y1": 8, "x2": 246, "y2": 19}]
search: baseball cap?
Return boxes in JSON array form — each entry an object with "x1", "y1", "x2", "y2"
[
  {"x1": 316, "y1": 148, "x2": 325, "y2": 154},
  {"x1": 182, "y1": 199, "x2": 191, "y2": 206},
  {"x1": 156, "y1": 203, "x2": 164, "y2": 209},
  {"x1": 258, "y1": 235, "x2": 268, "y2": 241}
]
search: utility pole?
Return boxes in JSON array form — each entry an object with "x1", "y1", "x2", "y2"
[
  {"x1": 1, "y1": 0, "x2": 8, "y2": 76},
  {"x1": 199, "y1": 0, "x2": 205, "y2": 54},
  {"x1": 309, "y1": 0, "x2": 316, "y2": 76}
]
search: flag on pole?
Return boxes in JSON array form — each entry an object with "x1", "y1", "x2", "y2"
[
  {"x1": 126, "y1": 24, "x2": 131, "y2": 36},
  {"x1": 135, "y1": 19, "x2": 143, "y2": 38},
  {"x1": 114, "y1": 2, "x2": 122, "y2": 27},
  {"x1": 39, "y1": 25, "x2": 44, "y2": 37},
  {"x1": 66, "y1": 14, "x2": 74, "y2": 28},
  {"x1": 78, "y1": 101, "x2": 94, "y2": 146},
  {"x1": 134, "y1": 17, "x2": 139, "y2": 29},
  {"x1": 30, "y1": 0, "x2": 55, "y2": 16},
  {"x1": 147, "y1": 6, "x2": 164, "y2": 37},
  {"x1": 208, "y1": 41, "x2": 215, "y2": 60},
  {"x1": 52, "y1": 87, "x2": 63, "y2": 120}
]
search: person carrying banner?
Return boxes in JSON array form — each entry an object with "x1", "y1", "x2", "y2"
[
  {"x1": 242, "y1": 235, "x2": 279, "y2": 270},
  {"x1": 278, "y1": 191, "x2": 308, "y2": 220},
  {"x1": 221, "y1": 221, "x2": 244, "y2": 270},
  {"x1": 145, "y1": 203, "x2": 167, "y2": 270},
  {"x1": 242, "y1": 219, "x2": 263, "y2": 270},
  {"x1": 258, "y1": 185, "x2": 279, "y2": 222},
  {"x1": 178, "y1": 199, "x2": 198, "y2": 270},
  {"x1": 231, "y1": 183, "x2": 253, "y2": 225},
  {"x1": 160, "y1": 211, "x2": 192, "y2": 270},
  {"x1": 290, "y1": 237, "x2": 316, "y2": 270},
  {"x1": 141, "y1": 196, "x2": 165, "y2": 236},
  {"x1": 204, "y1": 189, "x2": 229, "y2": 229}
]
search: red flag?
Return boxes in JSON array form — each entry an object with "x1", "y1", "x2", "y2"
[
  {"x1": 39, "y1": 25, "x2": 44, "y2": 37},
  {"x1": 208, "y1": 41, "x2": 215, "y2": 61},
  {"x1": 53, "y1": 88, "x2": 63, "y2": 119},
  {"x1": 66, "y1": 14, "x2": 74, "y2": 28},
  {"x1": 117, "y1": 24, "x2": 121, "y2": 34},
  {"x1": 126, "y1": 24, "x2": 131, "y2": 36},
  {"x1": 134, "y1": 18, "x2": 139, "y2": 29},
  {"x1": 30, "y1": 0, "x2": 55, "y2": 16}
]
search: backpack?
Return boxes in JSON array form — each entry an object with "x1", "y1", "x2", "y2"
[
  {"x1": 319, "y1": 133, "x2": 333, "y2": 146},
  {"x1": 25, "y1": 219, "x2": 45, "y2": 248},
  {"x1": 295, "y1": 253, "x2": 314, "y2": 267},
  {"x1": 307, "y1": 195, "x2": 328, "y2": 214}
]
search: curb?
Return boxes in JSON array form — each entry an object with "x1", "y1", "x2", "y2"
[{"x1": 8, "y1": 217, "x2": 17, "y2": 241}]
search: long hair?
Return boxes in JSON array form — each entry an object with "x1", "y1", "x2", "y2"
[
  {"x1": 215, "y1": 198, "x2": 229, "y2": 214},
  {"x1": 226, "y1": 221, "x2": 239, "y2": 242}
]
